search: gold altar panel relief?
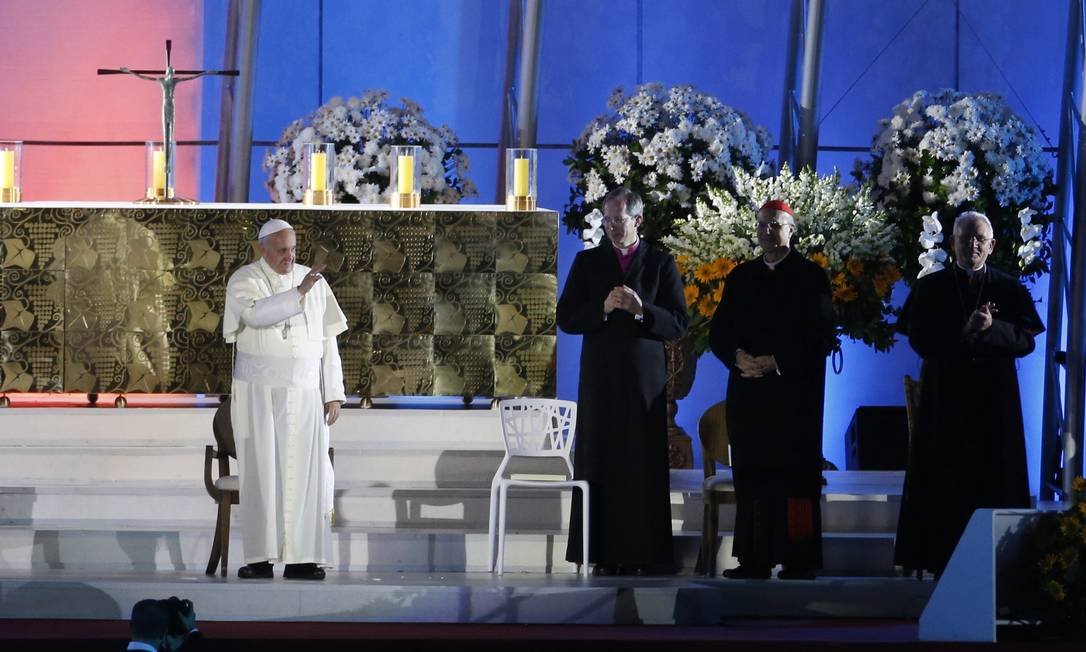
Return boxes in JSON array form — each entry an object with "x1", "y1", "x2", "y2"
[
  {"x1": 339, "y1": 332, "x2": 374, "y2": 397},
  {"x1": 63, "y1": 329, "x2": 128, "y2": 393},
  {"x1": 435, "y1": 213, "x2": 496, "y2": 273},
  {"x1": 433, "y1": 335, "x2": 495, "y2": 397},
  {"x1": 370, "y1": 334, "x2": 434, "y2": 396},
  {"x1": 330, "y1": 271, "x2": 374, "y2": 334},
  {"x1": 496, "y1": 212, "x2": 557, "y2": 273},
  {"x1": 167, "y1": 329, "x2": 231, "y2": 394},
  {"x1": 372, "y1": 272, "x2": 434, "y2": 335},
  {"x1": 0, "y1": 330, "x2": 63, "y2": 392},
  {"x1": 434, "y1": 273, "x2": 495, "y2": 336},
  {"x1": 1, "y1": 269, "x2": 64, "y2": 332},
  {"x1": 0, "y1": 206, "x2": 557, "y2": 397},
  {"x1": 495, "y1": 334, "x2": 556, "y2": 398},
  {"x1": 373, "y1": 213, "x2": 434, "y2": 273},
  {"x1": 495, "y1": 273, "x2": 557, "y2": 335}
]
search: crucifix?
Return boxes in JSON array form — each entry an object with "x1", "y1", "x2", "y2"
[{"x1": 98, "y1": 40, "x2": 238, "y2": 203}]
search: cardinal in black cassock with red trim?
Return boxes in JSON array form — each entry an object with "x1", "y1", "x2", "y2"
[
  {"x1": 894, "y1": 211, "x2": 1044, "y2": 576},
  {"x1": 709, "y1": 199, "x2": 835, "y2": 580},
  {"x1": 557, "y1": 187, "x2": 689, "y2": 576}
]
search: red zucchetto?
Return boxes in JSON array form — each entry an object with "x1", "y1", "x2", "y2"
[{"x1": 758, "y1": 199, "x2": 794, "y2": 217}]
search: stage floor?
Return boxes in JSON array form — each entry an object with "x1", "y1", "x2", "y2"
[{"x1": 0, "y1": 569, "x2": 934, "y2": 625}]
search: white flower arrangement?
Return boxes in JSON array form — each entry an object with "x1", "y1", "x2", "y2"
[
  {"x1": 263, "y1": 90, "x2": 476, "y2": 205},
  {"x1": 856, "y1": 89, "x2": 1054, "y2": 282},
  {"x1": 662, "y1": 164, "x2": 902, "y2": 354},
  {"x1": 562, "y1": 83, "x2": 772, "y2": 246}
]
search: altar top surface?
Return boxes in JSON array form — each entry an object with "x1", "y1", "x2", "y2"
[{"x1": 0, "y1": 201, "x2": 554, "y2": 213}]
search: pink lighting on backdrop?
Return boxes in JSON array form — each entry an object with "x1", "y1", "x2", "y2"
[{"x1": 0, "y1": 1, "x2": 205, "y2": 201}]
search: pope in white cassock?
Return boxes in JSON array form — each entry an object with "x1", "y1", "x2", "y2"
[{"x1": 223, "y1": 218, "x2": 348, "y2": 580}]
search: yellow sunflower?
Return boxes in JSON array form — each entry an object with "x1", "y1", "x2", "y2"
[
  {"x1": 834, "y1": 283, "x2": 858, "y2": 303},
  {"x1": 709, "y1": 257, "x2": 735, "y2": 279},
  {"x1": 809, "y1": 252, "x2": 829, "y2": 269},
  {"x1": 846, "y1": 258, "x2": 864, "y2": 276},
  {"x1": 684, "y1": 285, "x2": 700, "y2": 306},
  {"x1": 694, "y1": 262, "x2": 715, "y2": 283},
  {"x1": 675, "y1": 255, "x2": 691, "y2": 276},
  {"x1": 696, "y1": 295, "x2": 716, "y2": 318}
]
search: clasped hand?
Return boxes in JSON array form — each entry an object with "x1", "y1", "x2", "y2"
[
  {"x1": 736, "y1": 349, "x2": 778, "y2": 378},
  {"x1": 965, "y1": 302, "x2": 997, "y2": 334},
  {"x1": 603, "y1": 285, "x2": 643, "y2": 316}
]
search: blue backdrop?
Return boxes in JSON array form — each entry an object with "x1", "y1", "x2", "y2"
[{"x1": 198, "y1": 0, "x2": 1067, "y2": 491}]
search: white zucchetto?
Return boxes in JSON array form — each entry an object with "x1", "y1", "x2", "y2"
[{"x1": 258, "y1": 218, "x2": 294, "y2": 240}]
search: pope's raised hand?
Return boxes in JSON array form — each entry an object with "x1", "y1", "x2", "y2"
[{"x1": 298, "y1": 263, "x2": 327, "y2": 296}]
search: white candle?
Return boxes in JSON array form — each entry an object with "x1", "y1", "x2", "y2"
[
  {"x1": 0, "y1": 150, "x2": 14, "y2": 189},
  {"x1": 152, "y1": 150, "x2": 166, "y2": 191},
  {"x1": 310, "y1": 152, "x2": 327, "y2": 192},
  {"x1": 397, "y1": 155, "x2": 414, "y2": 195}
]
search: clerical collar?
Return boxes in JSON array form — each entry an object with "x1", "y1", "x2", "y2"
[
  {"x1": 954, "y1": 261, "x2": 986, "y2": 278},
  {"x1": 762, "y1": 248, "x2": 791, "y2": 270},
  {"x1": 612, "y1": 238, "x2": 640, "y2": 257}
]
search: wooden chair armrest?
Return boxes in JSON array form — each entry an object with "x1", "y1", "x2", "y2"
[{"x1": 203, "y1": 445, "x2": 219, "y2": 499}]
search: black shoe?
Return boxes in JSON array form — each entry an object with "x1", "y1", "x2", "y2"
[
  {"x1": 283, "y1": 563, "x2": 325, "y2": 580},
  {"x1": 721, "y1": 564, "x2": 771, "y2": 580},
  {"x1": 237, "y1": 562, "x2": 273, "y2": 579},
  {"x1": 777, "y1": 566, "x2": 817, "y2": 580},
  {"x1": 592, "y1": 563, "x2": 618, "y2": 577}
]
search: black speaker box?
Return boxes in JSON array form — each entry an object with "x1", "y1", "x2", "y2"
[{"x1": 844, "y1": 406, "x2": 909, "y2": 470}]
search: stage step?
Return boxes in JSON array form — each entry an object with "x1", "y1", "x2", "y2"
[
  {"x1": 0, "y1": 519, "x2": 896, "y2": 576},
  {"x1": 0, "y1": 474, "x2": 901, "y2": 534}
]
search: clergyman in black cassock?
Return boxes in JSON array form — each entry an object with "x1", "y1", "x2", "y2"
[
  {"x1": 709, "y1": 199, "x2": 835, "y2": 580},
  {"x1": 894, "y1": 211, "x2": 1044, "y2": 576},
  {"x1": 557, "y1": 187, "x2": 689, "y2": 575}
]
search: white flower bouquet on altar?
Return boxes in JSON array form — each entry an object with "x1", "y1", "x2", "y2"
[
  {"x1": 854, "y1": 89, "x2": 1054, "y2": 282},
  {"x1": 562, "y1": 83, "x2": 773, "y2": 246},
  {"x1": 662, "y1": 165, "x2": 902, "y2": 355},
  {"x1": 264, "y1": 90, "x2": 477, "y2": 204}
]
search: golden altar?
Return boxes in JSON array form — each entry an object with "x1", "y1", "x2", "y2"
[{"x1": 0, "y1": 202, "x2": 557, "y2": 398}]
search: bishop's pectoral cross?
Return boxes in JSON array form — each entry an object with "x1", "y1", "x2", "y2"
[{"x1": 98, "y1": 40, "x2": 238, "y2": 203}]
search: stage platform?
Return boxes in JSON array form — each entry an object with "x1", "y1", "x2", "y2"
[{"x1": 0, "y1": 404, "x2": 930, "y2": 636}]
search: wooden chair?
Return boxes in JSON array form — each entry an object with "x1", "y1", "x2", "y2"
[
  {"x1": 695, "y1": 400, "x2": 735, "y2": 576},
  {"x1": 204, "y1": 397, "x2": 238, "y2": 577},
  {"x1": 203, "y1": 397, "x2": 335, "y2": 577}
]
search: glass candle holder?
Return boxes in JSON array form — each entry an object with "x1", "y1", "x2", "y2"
[
  {"x1": 389, "y1": 145, "x2": 421, "y2": 208},
  {"x1": 145, "y1": 140, "x2": 175, "y2": 200},
  {"x1": 0, "y1": 141, "x2": 23, "y2": 203},
  {"x1": 303, "y1": 142, "x2": 335, "y2": 206},
  {"x1": 505, "y1": 148, "x2": 537, "y2": 211}
]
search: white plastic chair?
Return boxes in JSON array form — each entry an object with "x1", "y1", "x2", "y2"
[{"x1": 487, "y1": 398, "x2": 588, "y2": 576}]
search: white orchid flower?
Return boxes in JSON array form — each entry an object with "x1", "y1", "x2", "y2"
[
  {"x1": 1020, "y1": 223, "x2": 1043, "y2": 242},
  {"x1": 1018, "y1": 239, "x2": 1042, "y2": 265},
  {"x1": 921, "y1": 211, "x2": 942, "y2": 235},
  {"x1": 917, "y1": 248, "x2": 948, "y2": 278},
  {"x1": 1018, "y1": 207, "x2": 1036, "y2": 225}
]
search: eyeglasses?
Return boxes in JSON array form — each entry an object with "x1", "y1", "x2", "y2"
[
  {"x1": 603, "y1": 215, "x2": 635, "y2": 226},
  {"x1": 956, "y1": 234, "x2": 992, "y2": 245},
  {"x1": 756, "y1": 221, "x2": 791, "y2": 232}
]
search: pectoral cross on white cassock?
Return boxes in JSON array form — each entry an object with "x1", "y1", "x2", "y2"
[{"x1": 98, "y1": 40, "x2": 238, "y2": 202}]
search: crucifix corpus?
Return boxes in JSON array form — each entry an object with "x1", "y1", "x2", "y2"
[{"x1": 99, "y1": 40, "x2": 238, "y2": 203}]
